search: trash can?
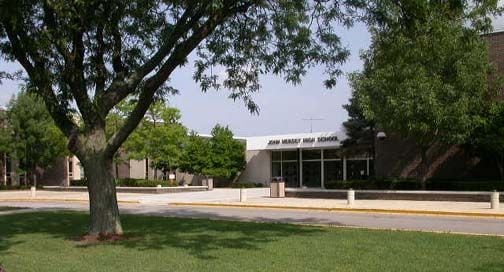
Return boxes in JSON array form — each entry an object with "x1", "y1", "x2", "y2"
[{"x1": 270, "y1": 176, "x2": 285, "y2": 198}]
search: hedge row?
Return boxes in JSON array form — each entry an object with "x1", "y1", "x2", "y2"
[
  {"x1": 0, "y1": 185, "x2": 34, "y2": 190},
  {"x1": 324, "y1": 178, "x2": 504, "y2": 191},
  {"x1": 71, "y1": 178, "x2": 179, "y2": 187},
  {"x1": 230, "y1": 182, "x2": 264, "y2": 188}
]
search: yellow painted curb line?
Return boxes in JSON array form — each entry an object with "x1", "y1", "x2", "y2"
[
  {"x1": 171, "y1": 202, "x2": 504, "y2": 219},
  {"x1": 0, "y1": 198, "x2": 140, "y2": 204}
]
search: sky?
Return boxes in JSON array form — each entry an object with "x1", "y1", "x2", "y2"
[{"x1": 1, "y1": 12, "x2": 503, "y2": 137}]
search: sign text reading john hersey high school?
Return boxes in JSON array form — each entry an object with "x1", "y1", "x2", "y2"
[{"x1": 267, "y1": 136, "x2": 338, "y2": 145}]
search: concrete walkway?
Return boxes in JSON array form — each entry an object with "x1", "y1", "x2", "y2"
[
  {"x1": 2, "y1": 201, "x2": 504, "y2": 236},
  {"x1": 0, "y1": 188, "x2": 503, "y2": 217}
]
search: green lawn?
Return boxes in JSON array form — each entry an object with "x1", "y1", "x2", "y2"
[{"x1": 0, "y1": 212, "x2": 503, "y2": 272}]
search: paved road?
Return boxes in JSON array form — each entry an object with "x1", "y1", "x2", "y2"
[{"x1": 1, "y1": 201, "x2": 504, "y2": 236}]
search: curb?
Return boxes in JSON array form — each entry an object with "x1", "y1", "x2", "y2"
[
  {"x1": 0, "y1": 198, "x2": 140, "y2": 204},
  {"x1": 170, "y1": 202, "x2": 504, "y2": 219}
]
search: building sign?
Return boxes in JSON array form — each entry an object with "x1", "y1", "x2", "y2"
[{"x1": 267, "y1": 136, "x2": 338, "y2": 145}]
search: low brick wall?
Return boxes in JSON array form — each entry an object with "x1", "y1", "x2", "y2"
[
  {"x1": 43, "y1": 186, "x2": 209, "y2": 194},
  {"x1": 285, "y1": 189, "x2": 504, "y2": 203}
]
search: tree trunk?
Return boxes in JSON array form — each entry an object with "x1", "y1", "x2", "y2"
[
  {"x1": 115, "y1": 158, "x2": 119, "y2": 180},
  {"x1": 496, "y1": 155, "x2": 504, "y2": 181},
  {"x1": 419, "y1": 147, "x2": 428, "y2": 190},
  {"x1": 82, "y1": 153, "x2": 123, "y2": 236},
  {"x1": 145, "y1": 157, "x2": 149, "y2": 180}
]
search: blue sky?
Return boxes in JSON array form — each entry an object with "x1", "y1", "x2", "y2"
[{"x1": 0, "y1": 20, "x2": 371, "y2": 137}]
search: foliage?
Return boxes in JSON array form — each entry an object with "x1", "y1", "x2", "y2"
[
  {"x1": 179, "y1": 132, "x2": 211, "y2": 178},
  {"x1": 124, "y1": 101, "x2": 187, "y2": 178},
  {"x1": 230, "y1": 182, "x2": 264, "y2": 188},
  {"x1": 468, "y1": 101, "x2": 504, "y2": 180},
  {"x1": 71, "y1": 178, "x2": 179, "y2": 187},
  {"x1": 324, "y1": 178, "x2": 504, "y2": 191},
  {"x1": 342, "y1": 93, "x2": 375, "y2": 157},
  {"x1": 206, "y1": 125, "x2": 246, "y2": 179},
  {"x1": 180, "y1": 125, "x2": 246, "y2": 179},
  {"x1": 353, "y1": 1, "x2": 500, "y2": 184},
  {"x1": 4, "y1": 91, "x2": 67, "y2": 176}
]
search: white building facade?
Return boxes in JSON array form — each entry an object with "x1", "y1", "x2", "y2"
[{"x1": 238, "y1": 132, "x2": 373, "y2": 188}]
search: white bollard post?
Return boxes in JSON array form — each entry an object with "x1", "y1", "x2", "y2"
[
  {"x1": 491, "y1": 191, "x2": 500, "y2": 210},
  {"x1": 30, "y1": 186, "x2": 36, "y2": 198},
  {"x1": 240, "y1": 188, "x2": 247, "y2": 202},
  {"x1": 347, "y1": 189, "x2": 355, "y2": 207}
]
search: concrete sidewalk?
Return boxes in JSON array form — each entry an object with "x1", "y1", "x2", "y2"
[
  {"x1": 172, "y1": 197, "x2": 504, "y2": 217},
  {"x1": 1, "y1": 188, "x2": 503, "y2": 218}
]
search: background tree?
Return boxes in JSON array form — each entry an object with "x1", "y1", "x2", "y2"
[
  {"x1": 6, "y1": 91, "x2": 67, "y2": 185},
  {"x1": 206, "y1": 124, "x2": 246, "y2": 180},
  {"x1": 180, "y1": 125, "x2": 245, "y2": 181},
  {"x1": 179, "y1": 132, "x2": 211, "y2": 178},
  {"x1": 469, "y1": 101, "x2": 504, "y2": 180},
  {"x1": 354, "y1": 1, "x2": 500, "y2": 188},
  {"x1": 0, "y1": 0, "x2": 364, "y2": 235},
  {"x1": 124, "y1": 101, "x2": 187, "y2": 180},
  {"x1": 342, "y1": 93, "x2": 375, "y2": 158}
]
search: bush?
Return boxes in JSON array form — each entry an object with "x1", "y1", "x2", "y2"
[
  {"x1": 230, "y1": 182, "x2": 264, "y2": 188},
  {"x1": 71, "y1": 179, "x2": 87, "y2": 186},
  {"x1": 324, "y1": 178, "x2": 420, "y2": 190},
  {"x1": 426, "y1": 179, "x2": 504, "y2": 191},
  {"x1": 71, "y1": 178, "x2": 180, "y2": 187},
  {"x1": 115, "y1": 178, "x2": 179, "y2": 187},
  {"x1": 0, "y1": 184, "x2": 32, "y2": 190}
]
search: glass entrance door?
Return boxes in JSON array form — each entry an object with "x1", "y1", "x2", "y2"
[{"x1": 283, "y1": 161, "x2": 299, "y2": 187}]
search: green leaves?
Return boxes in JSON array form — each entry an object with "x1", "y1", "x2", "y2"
[
  {"x1": 179, "y1": 125, "x2": 245, "y2": 179},
  {"x1": 354, "y1": 0, "x2": 496, "y2": 146},
  {"x1": 3, "y1": 91, "x2": 67, "y2": 172},
  {"x1": 123, "y1": 101, "x2": 188, "y2": 173}
]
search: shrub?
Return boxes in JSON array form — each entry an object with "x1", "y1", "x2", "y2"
[
  {"x1": 115, "y1": 178, "x2": 179, "y2": 187},
  {"x1": 71, "y1": 178, "x2": 180, "y2": 187},
  {"x1": 324, "y1": 178, "x2": 420, "y2": 190},
  {"x1": 0, "y1": 184, "x2": 33, "y2": 190},
  {"x1": 426, "y1": 179, "x2": 504, "y2": 191},
  {"x1": 230, "y1": 182, "x2": 264, "y2": 188},
  {"x1": 71, "y1": 179, "x2": 87, "y2": 186}
]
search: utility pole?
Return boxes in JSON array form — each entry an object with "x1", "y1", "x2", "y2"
[{"x1": 302, "y1": 117, "x2": 324, "y2": 133}]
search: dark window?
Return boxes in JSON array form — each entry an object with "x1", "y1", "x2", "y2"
[
  {"x1": 346, "y1": 160, "x2": 368, "y2": 180},
  {"x1": 303, "y1": 150, "x2": 321, "y2": 160},
  {"x1": 302, "y1": 161, "x2": 321, "y2": 187},
  {"x1": 271, "y1": 151, "x2": 281, "y2": 161},
  {"x1": 324, "y1": 161, "x2": 343, "y2": 182},
  {"x1": 282, "y1": 150, "x2": 298, "y2": 161},
  {"x1": 323, "y1": 149, "x2": 341, "y2": 160},
  {"x1": 272, "y1": 162, "x2": 281, "y2": 177}
]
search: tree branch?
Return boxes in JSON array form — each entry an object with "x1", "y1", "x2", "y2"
[
  {"x1": 2, "y1": 21, "x2": 78, "y2": 138},
  {"x1": 104, "y1": 1, "x2": 253, "y2": 156},
  {"x1": 97, "y1": 2, "x2": 209, "y2": 115}
]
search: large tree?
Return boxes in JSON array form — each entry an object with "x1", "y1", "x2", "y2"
[
  {"x1": 0, "y1": 0, "x2": 362, "y2": 235},
  {"x1": 5, "y1": 91, "x2": 67, "y2": 185},
  {"x1": 342, "y1": 93, "x2": 375, "y2": 158},
  {"x1": 354, "y1": 0, "x2": 500, "y2": 188}
]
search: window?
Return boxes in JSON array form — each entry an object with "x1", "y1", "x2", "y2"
[
  {"x1": 346, "y1": 159, "x2": 368, "y2": 180},
  {"x1": 302, "y1": 150, "x2": 321, "y2": 160},
  {"x1": 271, "y1": 150, "x2": 299, "y2": 187},
  {"x1": 68, "y1": 158, "x2": 73, "y2": 177}
]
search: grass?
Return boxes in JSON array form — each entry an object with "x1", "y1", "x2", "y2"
[{"x1": 0, "y1": 212, "x2": 503, "y2": 272}]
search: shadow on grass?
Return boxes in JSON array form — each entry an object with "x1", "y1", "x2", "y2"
[{"x1": 0, "y1": 211, "x2": 323, "y2": 260}]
